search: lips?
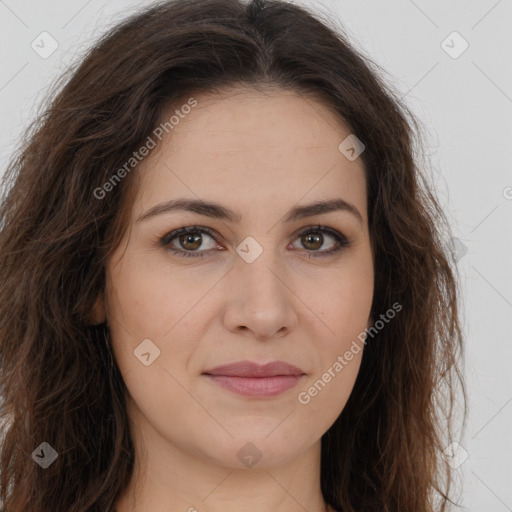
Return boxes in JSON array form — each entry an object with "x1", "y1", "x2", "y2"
[
  {"x1": 203, "y1": 360, "x2": 305, "y2": 378},
  {"x1": 202, "y1": 360, "x2": 306, "y2": 398}
]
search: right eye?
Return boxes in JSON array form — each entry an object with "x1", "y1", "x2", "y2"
[{"x1": 160, "y1": 226, "x2": 220, "y2": 258}]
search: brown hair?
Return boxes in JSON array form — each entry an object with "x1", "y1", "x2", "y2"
[{"x1": 0, "y1": 0, "x2": 467, "y2": 510}]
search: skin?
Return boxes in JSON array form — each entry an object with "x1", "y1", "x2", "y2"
[{"x1": 92, "y1": 85, "x2": 374, "y2": 512}]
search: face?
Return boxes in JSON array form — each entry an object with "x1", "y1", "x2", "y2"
[{"x1": 95, "y1": 86, "x2": 374, "y2": 470}]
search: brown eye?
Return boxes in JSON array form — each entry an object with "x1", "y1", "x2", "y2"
[
  {"x1": 301, "y1": 232, "x2": 323, "y2": 251},
  {"x1": 161, "y1": 227, "x2": 218, "y2": 258},
  {"x1": 291, "y1": 225, "x2": 350, "y2": 258},
  {"x1": 178, "y1": 232, "x2": 203, "y2": 251}
]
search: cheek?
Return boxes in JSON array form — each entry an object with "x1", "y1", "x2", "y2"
[
  {"x1": 304, "y1": 253, "x2": 373, "y2": 401},
  {"x1": 296, "y1": 351, "x2": 362, "y2": 432},
  {"x1": 105, "y1": 250, "x2": 203, "y2": 380},
  {"x1": 317, "y1": 255, "x2": 374, "y2": 342},
  {"x1": 296, "y1": 272, "x2": 372, "y2": 427},
  {"x1": 106, "y1": 248, "x2": 200, "y2": 337}
]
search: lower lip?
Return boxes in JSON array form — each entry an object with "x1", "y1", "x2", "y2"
[{"x1": 204, "y1": 374, "x2": 305, "y2": 397}]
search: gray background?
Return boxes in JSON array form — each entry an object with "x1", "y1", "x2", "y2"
[{"x1": 1, "y1": 0, "x2": 511, "y2": 510}]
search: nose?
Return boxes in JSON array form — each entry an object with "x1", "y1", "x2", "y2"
[{"x1": 221, "y1": 250, "x2": 298, "y2": 341}]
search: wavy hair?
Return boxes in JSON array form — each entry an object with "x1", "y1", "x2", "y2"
[{"x1": 0, "y1": 0, "x2": 467, "y2": 510}]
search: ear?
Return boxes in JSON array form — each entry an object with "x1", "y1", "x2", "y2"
[{"x1": 89, "y1": 291, "x2": 106, "y2": 325}]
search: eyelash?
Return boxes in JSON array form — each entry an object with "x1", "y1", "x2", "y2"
[{"x1": 159, "y1": 224, "x2": 350, "y2": 259}]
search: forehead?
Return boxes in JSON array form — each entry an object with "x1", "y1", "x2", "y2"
[
  {"x1": 133, "y1": 86, "x2": 367, "y2": 221},
  {"x1": 160, "y1": 86, "x2": 351, "y2": 152}
]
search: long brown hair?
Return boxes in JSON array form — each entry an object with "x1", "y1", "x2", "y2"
[{"x1": 0, "y1": 0, "x2": 467, "y2": 510}]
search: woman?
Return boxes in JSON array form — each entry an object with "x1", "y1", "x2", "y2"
[{"x1": 0, "y1": 0, "x2": 467, "y2": 510}]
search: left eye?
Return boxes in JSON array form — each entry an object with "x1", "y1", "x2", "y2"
[{"x1": 160, "y1": 225, "x2": 349, "y2": 259}]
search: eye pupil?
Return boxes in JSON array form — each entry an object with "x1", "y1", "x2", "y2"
[
  {"x1": 180, "y1": 233, "x2": 202, "y2": 250},
  {"x1": 303, "y1": 232, "x2": 322, "y2": 250}
]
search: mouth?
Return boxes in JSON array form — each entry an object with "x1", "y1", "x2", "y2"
[{"x1": 202, "y1": 360, "x2": 306, "y2": 398}]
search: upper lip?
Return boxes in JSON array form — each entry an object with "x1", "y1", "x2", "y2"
[{"x1": 203, "y1": 360, "x2": 305, "y2": 377}]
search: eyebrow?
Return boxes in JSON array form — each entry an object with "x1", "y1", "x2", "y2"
[{"x1": 136, "y1": 197, "x2": 364, "y2": 225}]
